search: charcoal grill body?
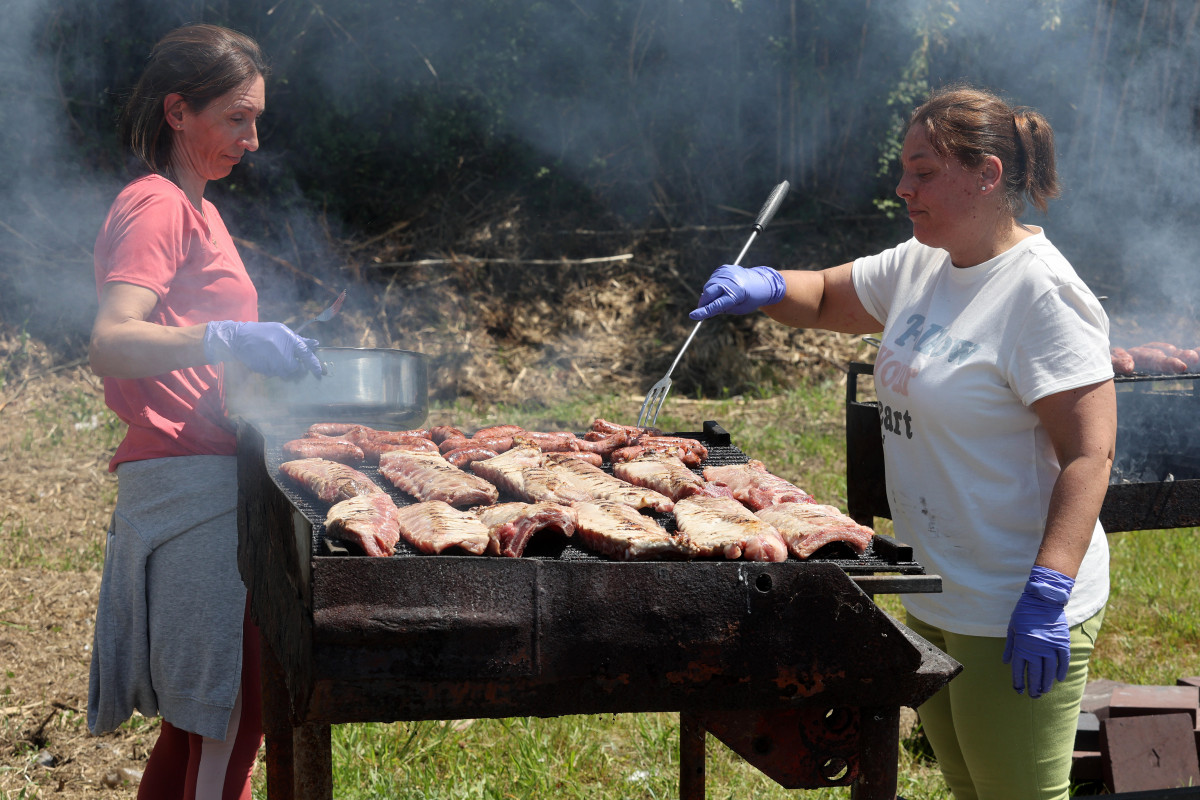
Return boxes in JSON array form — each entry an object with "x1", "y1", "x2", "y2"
[
  {"x1": 847, "y1": 361, "x2": 1200, "y2": 532},
  {"x1": 237, "y1": 420, "x2": 960, "y2": 799}
]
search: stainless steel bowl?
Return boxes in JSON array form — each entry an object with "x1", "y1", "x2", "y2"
[{"x1": 224, "y1": 346, "x2": 428, "y2": 429}]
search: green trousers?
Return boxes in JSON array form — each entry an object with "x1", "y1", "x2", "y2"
[{"x1": 906, "y1": 607, "x2": 1105, "y2": 800}]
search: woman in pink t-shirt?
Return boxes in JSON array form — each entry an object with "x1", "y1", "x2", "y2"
[{"x1": 87, "y1": 24, "x2": 320, "y2": 800}]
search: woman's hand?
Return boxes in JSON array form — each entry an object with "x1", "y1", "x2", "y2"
[
  {"x1": 1003, "y1": 565, "x2": 1074, "y2": 697},
  {"x1": 689, "y1": 265, "x2": 786, "y2": 320},
  {"x1": 204, "y1": 321, "x2": 322, "y2": 377}
]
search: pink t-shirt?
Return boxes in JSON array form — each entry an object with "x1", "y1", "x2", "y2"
[{"x1": 94, "y1": 174, "x2": 259, "y2": 470}]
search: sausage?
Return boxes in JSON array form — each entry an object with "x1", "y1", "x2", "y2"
[
  {"x1": 439, "y1": 435, "x2": 515, "y2": 454},
  {"x1": 282, "y1": 438, "x2": 365, "y2": 464},
  {"x1": 1127, "y1": 346, "x2": 1188, "y2": 374},
  {"x1": 306, "y1": 422, "x2": 361, "y2": 437},
  {"x1": 1110, "y1": 347, "x2": 1135, "y2": 375},
  {"x1": 574, "y1": 430, "x2": 628, "y2": 457},
  {"x1": 590, "y1": 418, "x2": 663, "y2": 437},
  {"x1": 443, "y1": 446, "x2": 500, "y2": 468},
  {"x1": 471, "y1": 424, "x2": 525, "y2": 438},
  {"x1": 429, "y1": 425, "x2": 466, "y2": 443}
]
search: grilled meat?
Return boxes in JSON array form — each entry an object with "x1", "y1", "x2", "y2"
[
  {"x1": 1127, "y1": 346, "x2": 1188, "y2": 374},
  {"x1": 325, "y1": 493, "x2": 401, "y2": 557},
  {"x1": 574, "y1": 430, "x2": 628, "y2": 458},
  {"x1": 473, "y1": 501, "x2": 577, "y2": 557},
  {"x1": 429, "y1": 425, "x2": 466, "y2": 443},
  {"x1": 439, "y1": 434, "x2": 515, "y2": 455},
  {"x1": 672, "y1": 495, "x2": 788, "y2": 562},
  {"x1": 470, "y1": 445, "x2": 593, "y2": 504},
  {"x1": 443, "y1": 445, "x2": 501, "y2": 469},
  {"x1": 542, "y1": 453, "x2": 675, "y2": 512},
  {"x1": 279, "y1": 458, "x2": 382, "y2": 503},
  {"x1": 610, "y1": 443, "x2": 702, "y2": 467},
  {"x1": 393, "y1": 501, "x2": 490, "y2": 555},
  {"x1": 512, "y1": 431, "x2": 581, "y2": 452},
  {"x1": 611, "y1": 452, "x2": 728, "y2": 502},
  {"x1": 378, "y1": 449, "x2": 499, "y2": 507},
  {"x1": 701, "y1": 459, "x2": 813, "y2": 510},
  {"x1": 589, "y1": 418, "x2": 664, "y2": 437},
  {"x1": 1110, "y1": 347, "x2": 1135, "y2": 375},
  {"x1": 755, "y1": 502, "x2": 874, "y2": 559},
  {"x1": 282, "y1": 437, "x2": 365, "y2": 464},
  {"x1": 569, "y1": 500, "x2": 694, "y2": 561}
]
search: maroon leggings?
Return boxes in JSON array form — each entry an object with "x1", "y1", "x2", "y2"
[{"x1": 138, "y1": 601, "x2": 263, "y2": 800}]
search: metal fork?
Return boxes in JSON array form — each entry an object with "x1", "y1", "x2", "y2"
[
  {"x1": 635, "y1": 181, "x2": 790, "y2": 428},
  {"x1": 295, "y1": 289, "x2": 347, "y2": 335}
]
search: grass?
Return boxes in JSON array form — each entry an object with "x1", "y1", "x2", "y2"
[{"x1": 11, "y1": 371, "x2": 1197, "y2": 798}]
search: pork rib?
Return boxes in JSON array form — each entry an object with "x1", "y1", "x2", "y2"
[
  {"x1": 569, "y1": 500, "x2": 694, "y2": 561},
  {"x1": 542, "y1": 452, "x2": 675, "y2": 512},
  {"x1": 279, "y1": 458, "x2": 382, "y2": 503},
  {"x1": 378, "y1": 449, "x2": 499, "y2": 507},
  {"x1": 755, "y1": 503, "x2": 874, "y2": 559},
  {"x1": 470, "y1": 445, "x2": 592, "y2": 504},
  {"x1": 701, "y1": 459, "x2": 813, "y2": 510},
  {"x1": 611, "y1": 452, "x2": 728, "y2": 502},
  {"x1": 474, "y1": 502, "x2": 577, "y2": 557},
  {"x1": 672, "y1": 495, "x2": 788, "y2": 562},
  {"x1": 393, "y1": 501, "x2": 490, "y2": 555},
  {"x1": 325, "y1": 493, "x2": 401, "y2": 557}
]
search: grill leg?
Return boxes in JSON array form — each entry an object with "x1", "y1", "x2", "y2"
[
  {"x1": 260, "y1": 633, "x2": 334, "y2": 799},
  {"x1": 850, "y1": 706, "x2": 900, "y2": 800},
  {"x1": 261, "y1": 634, "x2": 296, "y2": 800},
  {"x1": 680, "y1": 711, "x2": 706, "y2": 800}
]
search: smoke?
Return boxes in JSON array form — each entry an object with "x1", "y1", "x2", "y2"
[{"x1": 3, "y1": 0, "x2": 1200, "y2": 356}]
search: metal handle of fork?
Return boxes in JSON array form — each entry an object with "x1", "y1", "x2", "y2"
[{"x1": 660, "y1": 179, "x2": 791, "y2": 381}]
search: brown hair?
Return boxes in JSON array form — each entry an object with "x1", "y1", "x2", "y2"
[
  {"x1": 120, "y1": 24, "x2": 269, "y2": 174},
  {"x1": 907, "y1": 83, "x2": 1059, "y2": 215}
]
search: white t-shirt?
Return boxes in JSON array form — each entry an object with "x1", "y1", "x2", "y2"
[{"x1": 852, "y1": 230, "x2": 1113, "y2": 636}]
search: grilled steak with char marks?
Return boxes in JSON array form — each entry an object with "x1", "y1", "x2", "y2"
[{"x1": 672, "y1": 495, "x2": 788, "y2": 562}]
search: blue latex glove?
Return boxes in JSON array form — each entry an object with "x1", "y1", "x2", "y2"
[
  {"x1": 1002, "y1": 565, "x2": 1075, "y2": 698},
  {"x1": 689, "y1": 265, "x2": 786, "y2": 321},
  {"x1": 203, "y1": 321, "x2": 322, "y2": 378}
]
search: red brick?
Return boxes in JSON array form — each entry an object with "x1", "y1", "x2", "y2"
[
  {"x1": 1082, "y1": 678, "x2": 1128, "y2": 719},
  {"x1": 1100, "y1": 713, "x2": 1200, "y2": 792},
  {"x1": 1109, "y1": 685, "x2": 1200, "y2": 726}
]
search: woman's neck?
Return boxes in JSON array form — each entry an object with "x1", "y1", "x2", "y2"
[
  {"x1": 949, "y1": 218, "x2": 1036, "y2": 268},
  {"x1": 166, "y1": 165, "x2": 206, "y2": 211}
]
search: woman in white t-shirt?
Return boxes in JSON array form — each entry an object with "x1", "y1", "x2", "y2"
[{"x1": 691, "y1": 84, "x2": 1115, "y2": 800}]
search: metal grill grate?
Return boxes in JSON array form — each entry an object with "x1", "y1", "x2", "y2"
[{"x1": 259, "y1": 421, "x2": 923, "y2": 573}]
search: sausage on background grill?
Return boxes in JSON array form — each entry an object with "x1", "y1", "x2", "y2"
[{"x1": 1127, "y1": 346, "x2": 1188, "y2": 374}]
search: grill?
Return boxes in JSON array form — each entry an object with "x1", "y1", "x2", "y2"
[
  {"x1": 236, "y1": 418, "x2": 962, "y2": 799},
  {"x1": 846, "y1": 362, "x2": 1200, "y2": 532}
]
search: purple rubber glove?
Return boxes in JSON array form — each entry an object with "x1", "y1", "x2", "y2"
[
  {"x1": 1002, "y1": 565, "x2": 1074, "y2": 698},
  {"x1": 689, "y1": 265, "x2": 786, "y2": 321},
  {"x1": 203, "y1": 321, "x2": 322, "y2": 378}
]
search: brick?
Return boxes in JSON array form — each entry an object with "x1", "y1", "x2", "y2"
[
  {"x1": 1109, "y1": 685, "x2": 1200, "y2": 726},
  {"x1": 1100, "y1": 713, "x2": 1200, "y2": 793},
  {"x1": 1082, "y1": 678, "x2": 1128, "y2": 719},
  {"x1": 1179, "y1": 676, "x2": 1200, "y2": 690}
]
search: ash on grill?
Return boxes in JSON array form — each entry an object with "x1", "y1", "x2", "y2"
[{"x1": 264, "y1": 420, "x2": 925, "y2": 575}]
